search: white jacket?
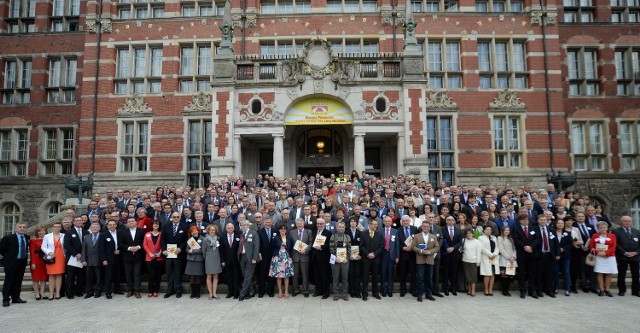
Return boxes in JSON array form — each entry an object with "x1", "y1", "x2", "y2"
[{"x1": 41, "y1": 233, "x2": 65, "y2": 258}]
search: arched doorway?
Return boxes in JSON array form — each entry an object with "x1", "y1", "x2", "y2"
[{"x1": 295, "y1": 126, "x2": 345, "y2": 177}]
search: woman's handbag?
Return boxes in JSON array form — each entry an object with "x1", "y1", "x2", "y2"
[
  {"x1": 43, "y1": 255, "x2": 55, "y2": 265},
  {"x1": 585, "y1": 253, "x2": 596, "y2": 267}
]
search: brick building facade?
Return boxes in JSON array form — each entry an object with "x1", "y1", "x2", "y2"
[{"x1": 0, "y1": 0, "x2": 639, "y2": 234}]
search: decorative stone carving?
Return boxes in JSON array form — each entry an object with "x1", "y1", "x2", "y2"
[
  {"x1": 281, "y1": 60, "x2": 305, "y2": 86},
  {"x1": 331, "y1": 61, "x2": 357, "y2": 85},
  {"x1": 245, "y1": 13, "x2": 257, "y2": 27},
  {"x1": 337, "y1": 86, "x2": 351, "y2": 100},
  {"x1": 489, "y1": 90, "x2": 526, "y2": 111},
  {"x1": 530, "y1": 11, "x2": 543, "y2": 26},
  {"x1": 381, "y1": 10, "x2": 394, "y2": 25},
  {"x1": 313, "y1": 80, "x2": 324, "y2": 93},
  {"x1": 237, "y1": 94, "x2": 278, "y2": 122},
  {"x1": 232, "y1": 13, "x2": 257, "y2": 28},
  {"x1": 405, "y1": 167, "x2": 421, "y2": 175},
  {"x1": 183, "y1": 92, "x2": 211, "y2": 113},
  {"x1": 425, "y1": 91, "x2": 458, "y2": 110},
  {"x1": 353, "y1": 109, "x2": 366, "y2": 120},
  {"x1": 86, "y1": 18, "x2": 112, "y2": 33},
  {"x1": 300, "y1": 39, "x2": 336, "y2": 79},
  {"x1": 286, "y1": 87, "x2": 298, "y2": 101},
  {"x1": 545, "y1": 12, "x2": 557, "y2": 25},
  {"x1": 219, "y1": 1, "x2": 234, "y2": 49},
  {"x1": 117, "y1": 95, "x2": 152, "y2": 117},
  {"x1": 361, "y1": 91, "x2": 401, "y2": 120},
  {"x1": 298, "y1": 152, "x2": 343, "y2": 167}
]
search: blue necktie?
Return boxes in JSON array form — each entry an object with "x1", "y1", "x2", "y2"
[
  {"x1": 17, "y1": 235, "x2": 24, "y2": 259},
  {"x1": 405, "y1": 227, "x2": 409, "y2": 238}
]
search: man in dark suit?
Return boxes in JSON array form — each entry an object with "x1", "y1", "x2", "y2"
[
  {"x1": 347, "y1": 217, "x2": 362, "y2": 298},
  {"x1": 613, "y1": 215, "x2": 640, "y2": 296},
  {"x1": 512, "y1": 214, "x2": 542, "y2": 298},
  {"x1": 0, "y1": 222, "x2": 29, "y2": 307},
  {"x1": 461, "y1": 196, "x2": 480, "y2": 221},
  {"x1": 574, "y1": 211, "x2": 597, "y2": 293},
  {"x1": 158, "y1": 204, "x2": 174, "y2": 228},
  {"x1": 82, "y1": 222, "x2": 106, "y2": 298},
  {"x1": 101, "y1": 219, "x2": 122, "y2": 298},
  {"x1": 291, "y1": 218, "x2": 312, "y2": 297},
  {"x1": 311, "y1": 218, "x2": 332, "y2": 299},
  {"x1": 219, "y1": 222, "x2": 241, "y2": 299},
  {"x1": 188, "y1": 211, "x2": 209, "y2": 234},
  {"x1": 161, "y1": 212, "x2": 188, "y2": 298},
  {"x1": 535, "y1": 215, "x2": 558, "y2": 298},
  {"x1": 379, "y1": 216, "x2": 400, "y2": 297},
  {"x1": 397, "y1": 216, "x2": 418, "y2": 297},
  {"x1": 257, "y1": 216, "x2": 276, "y2": 298},
  {"x1": 64, "y1": 216, "x2": 89, "y2": 299},
  {"x1": 118, "y1": 217, "x2": 145, "y2": 298},
  {"x1": 360, "y1": 219, "x2": 383, "y2": 301},
  {"x1": 203, "y1": 203, "x2": 219, "y2": 225},
  {"x1": 441, "y1": 216, "x2": 463, "y2": 295}
]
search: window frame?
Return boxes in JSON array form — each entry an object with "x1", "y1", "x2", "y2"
[
  {"x1": 2, "y1": 58, "x2": 32, "y2": 105},
  {"x1": 40, "y1": 127, "x2": 75, "y2": 176},
  {"x1": 570, "y1": 120, "x2": 608, "y2": 171},
  {"x1": 426, "y1": 115, "x2": 456, "y2": 187},
  {"x1": 425, "y1": 39, "x2": 462, "y2": 89},
  {"x1": 179, "y1": 42, "x2": 215, "y2": 93},
  {"x1": 566, "y1": 47, "x2": 599, "y2": 96},
  {"x1": 0, "y1": 128, "x2": 29, "y2": 177},
  {"x1": 185, "y1": 118, "x2": 212, "y2": 189},
  {"x1": 1, "y1": 202, "x2": 21, "y2": 237},
  {"x1": 46, "y1": 56, "x2": 78, "y2": 104},
  {"x1": 114, "y1": 44, "x2": 163, "y2": 95},
  {"x1": 118, "y1": 119, "x2": 151, "y2": 173},
  {"x1": 478, "y1": 39, "x2": 528, "y2": 90},
  {"x1": 618, "y1": 120, "x2": 640, "y2": 171},
  {"x1": 491, "y1": 114, "x2": 524, "y2": 168}
]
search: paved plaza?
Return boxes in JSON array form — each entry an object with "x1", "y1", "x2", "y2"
[{"x1": 1, "y1": 291, "x2": 637, "y2": 332}]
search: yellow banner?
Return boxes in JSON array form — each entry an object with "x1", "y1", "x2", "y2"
[{"x1": 285, "y1": 98, "x2": 353, "y2": 125}]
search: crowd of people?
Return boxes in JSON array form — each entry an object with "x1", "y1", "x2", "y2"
[{"x1": 1, "y1": 171, "x2": 639, "y2": 307}]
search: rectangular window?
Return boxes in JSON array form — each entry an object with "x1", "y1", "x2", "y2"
[
  {"x1": 115, "y1": 45, "x2": 163, "y2": 94},
  {"x1": 619, "y1": 121, "x2": 640, "y2": 171},
  {"x1": 187, "y1": 119, "x2": 212, "y2": 188},
  {"x1": 120, "y1": 121, "x2": 149, "y2": 172},
  {"x1": 47, "y1": 57, "x2": 77, "y2": 103},
  {"x1": 567, "y1": 48, "x2": 599, "y2": 96},
  {"x1": 180, "y1": 43, "x2": 214, "y2": 92},
  {"x1": 571, "y1": 121, "x2": 607, "y2": 171},
  {"x1": 478, "y1": 40, "x2": 527, "y2": 89},
  {"x1": 615, "y1": 48, "x2": 640, "y2": 96},
  {"x1": 427, "y1": 116, "x2": 455, "y2": 187},
  {"x1": 2, "y1": 59, "x2": 31, "y2": 105},
  {"x1": 427, "y1": 40, "x2": 461, "y2": 89},
  {"x1": 119, "y1": 1, "x2": 165, "y2": 19},
  {"x1": 493, "y1": 116, "x2": 522, "y2": 168},
  {"x1": 41, "y1": 128, "x2": 74, "y2": 175},
  {"x1": 0, "y1": 129, "x2": 28, "y2": 176}
]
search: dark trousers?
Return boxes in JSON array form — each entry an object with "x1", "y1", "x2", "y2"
[
  {"x1": 103, "y1": 256, "x2": 122, "y2": 295},
  {"x1": 85, "y1": 265, "x2": 102, "y2": 294},
  {"x1": 165, "y1": 258, "x2": 184, "y2": 293},
  {"x1": 552, "y1": 258, "x2": 571, "y2": 291},
  {"x1": 348, "y1": 260, "x2": 361, "y2": 295},
  {"x1": 312, "y1": 259, "x2": 331, "y2": 296},
  {"x1": 257, "y1": 258, "x2": 274, "y2": 295},
  {"x1": 224, "y1": 264, "x2": 241, "y2": 296},
  {"x1": 617, "y1": 259, "x2": 640, "y2": 295},
  {"x1": 432, "y1": 256, "x2": 441, "y2": 293},
  {"x1": 415, "y1": 264, "x2": 434, "y2": 297},
  {"x1": 361, "y1": 259, "x2": 380, "y2": 297},
  {"x1": 536, "y1": 253, "x2": 553, "y2": 293},
  {"x1": 123, "y1": 260, "x2": 142, "y2": 292},
  {"x1": 397, "y1": 255, "x2": 415, "y2": 294},
  {"x1": 574, "y1": 250, "x2": 595, "y2": 290},
  {"x1": 147, "y1": 260, "x2": 163, "y2": 294},
  {"x1": 66, "y1": 265, "x2": 86, "y2": 296},
  {"x1": 2, "y1": 258, "x2": 27, "y2": 301},
  {"x1": 441, "y1": 253, "x2": 460, "y2": 292},
  {"x1": 517, "y1": 253, "x2": 538, "y2": 293},
  {"x1": 380, "y1": 252, "x2": 395, "y2": 293}
]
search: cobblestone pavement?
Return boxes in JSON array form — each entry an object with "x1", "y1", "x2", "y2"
[{"x1": 2, "y1": 291, "x2": 637, "y2": 332}]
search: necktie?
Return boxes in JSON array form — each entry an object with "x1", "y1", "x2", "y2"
[
  {"x1": 238, "y1": 233, "x2": 246, "y2": 256},
  {"x1": 385, "y1": 228, "x2": 390, "y2": 251},
  {"x1": 449, "y1": 228, "x2": 453, "y2": 239},
  {"x1": 405, "y1": 227, "x2": 409, "y2": 238},
  {"x1": 627, "y1": 228, "x2": 632, "y2": 236},
  {"x1": 369, "y1": 230, "x2": 374, "y2": 239},
  {"x1": 173, "y1": 224, "x2": 178, "y2": 236},
  {"x1": 542, "y1": 228, "x2": 548, "y2": 252},
  {"x1": 228, "y1": 235, "x2": 232, "y2": 247},
  {"x1": 267, "y1": 229, "x2": 271, "y2": 242},
  {"x1": 209, "y1": 213, "x2": 213, "y2": 221},
  {"x1": 77, "y1": 229, "x2": 83, "y2": 244},
  {"x1": 580, "y1": 224, "x2": 587, "y2": 240},
  {"x1": 524, "y1": 226, "x2": 529, "y2": 239},
  {"x1": 93, "y1": 234, "x2": 98, "y2": 246},
  {"x1": 298, "y1": 230, "x2": 302, "y2": 241},
  {"x1": 18, "y1": 235, "x2": 24, "y2": 259}
]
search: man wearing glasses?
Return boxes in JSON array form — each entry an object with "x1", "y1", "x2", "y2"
[{"x1": 161, "y1": 213, "x2": 188, "y2": 298}]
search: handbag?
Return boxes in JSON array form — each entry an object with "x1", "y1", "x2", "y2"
[
  {"x1": 585, "y1": 253, "x2": 596, "y2": 267},
  {"x1": 43, "y1": 255, "x2": 55, "y2": 265}
]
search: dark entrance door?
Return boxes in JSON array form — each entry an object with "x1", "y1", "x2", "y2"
[{"x1": 297, "y1": 167, "x2": 343, "y2": 178}]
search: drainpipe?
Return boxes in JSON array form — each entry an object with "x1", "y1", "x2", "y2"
[
  {"x1": 392, "y1": 0, "x2": 397, "y2": 55},
  {"x1": 241, "y1": 0, "x2": 247, "y2": 58},
  {"x1": 540, "y1": 0, "x2": 555, "y2": 174},
  {"x1": 90, "y1": 0, "x2": 104, "y2": 177}
]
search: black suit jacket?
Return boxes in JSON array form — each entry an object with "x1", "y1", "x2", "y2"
[
  {"x1": 100, "y1": 231, "x2": 119, "y2": 263},
  {"x1": 117, "y1": 228, "x2": 145, "y2": 262},
  {"x1": 537, "y1": 225, "x2": 559, "y2": 257},
  {"x1": 553, "y1": 230, "x2": 573, "y2": 260},
  {"x1": 613, "y1": 227, "x2": 640, "y2": 262},
  {"x1": 512, "y1": 223, "x2": 542, "y2": 258},
  {"x1": 219, "y1": 231, "x2": 241, "y2": 266},
  {"x1": 311, "y1": 229, "x2": 332, "y2": 263},
  {"x1": 397, "y1": 225, "x2": 418, "y2": 261},
  {"x1": 441, "y1": 226, "x2": 463, "y2": 257},
  {"x1": 258, "y1": 227, "x2": 277, "y2": 261},
  {"x1": 160, "y1": 222, "x2": 188, "y2": 254},
  {"x1": 64, "y1": 227, "x2": 89, "y2": 258},
  {"x1": 0, "y1": 233, "x2": 30, "y2": 267},
  {"x1": 348, "y1": 228, "x2": 361, "y2": 246},
  {"x1": 359, "y1": 229, "x2": 384, "y2": 263}
]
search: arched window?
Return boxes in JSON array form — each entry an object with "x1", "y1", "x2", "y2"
[
  {"x1": 48, "y1": 202, "x2": 62, "y2": 220},
  {"x1": 1, "y1": 203, "x2": 20, "y2": 236},
  {"x1": 631, "y1": 197, "x2": 640, "y2": 229}
]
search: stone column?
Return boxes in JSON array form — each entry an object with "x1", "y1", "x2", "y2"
[
  {"x1": 353, "y1": 134, "x2": 365, "y2": 175},
  {"x1": 233, "y1": 134, "x2": 242, "y2": 176},
  {"x1": 272, "y1": 133, "x2": 284, "y2": 178},
  {"x1": 397, "y1": 133, "x2": 405, "y2": 175}
]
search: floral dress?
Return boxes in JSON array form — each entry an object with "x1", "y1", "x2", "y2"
[{"x1": 269, "y1": 238, "x2": 294, "y2": 278}]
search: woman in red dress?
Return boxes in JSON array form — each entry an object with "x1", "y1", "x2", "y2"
[{"x1": 29, "y1": 226, "x2": 48, "y2": 300}]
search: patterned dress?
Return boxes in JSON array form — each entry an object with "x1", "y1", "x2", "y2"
[{"x1": 269, "y1": 239, "x2": 294, "y2": 278}]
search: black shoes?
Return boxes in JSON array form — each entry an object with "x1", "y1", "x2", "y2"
[
  {"x1": 12, "y1": 298, "x2": 26, "y2": 304},
  {"x1": 362, "y1": 295, "x2": 368, "y2": 301},
  {"x1": 604, "y1": 290, "x2": 613, "y2": 297},
  {"x1": 176, "y1": 293, "x2": 182, "y2": 298},
  {"x1": 226, "y1": 294, "x2": 233, "y2": 299},
  {"x1": 520, "y1": 292, "x2": 526, "y2": 299},
  {"x1": 84, "y1": 294, "x2": 93, "y2": 299},
  {"x1": 373, "y1": 295, "x2": 381, "y2": 300},
  {"x1": 164, "y1": 292, "x2": 174, "y2": 298},
  {"x1": 426, "y1": 295, "x2": 435, "y2": 301},
  {"x1": 417, "y1": 297, "x2": 423, "y2": 302},
  {"x1": 451, "y1": 291, "x2": 457, "y2": 296},
  {"x1": 433, "y1": 292, "x2": 444, "y2": 298}
]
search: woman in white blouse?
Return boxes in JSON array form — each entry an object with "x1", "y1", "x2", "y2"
[
  {"x1": 461, "y1": 228, "x2": 482, "y2": 296},
  {"x1": 479, "y1": 225, "x2": 500, "y2": 296},
  {"x1": 41, "y1": 221, "x2": 66, "y2": 300},
  {"x1": 408, "y1": 208, "x2": 422, "y2": 228}
]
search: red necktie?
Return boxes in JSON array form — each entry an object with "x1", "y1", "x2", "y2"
[
  {"x1": 385, "y1": 228, "x2": 390, "y2": 251},
  {"x1": 524, "y1": 226, "x2": 529, "y2": 239},
  {"x1": 238, "y1": 233, "x2": 246, "y2": 256}
]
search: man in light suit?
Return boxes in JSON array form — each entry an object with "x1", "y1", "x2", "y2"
[
  {"x1": 412, "y1": 220, "x2": 440, "y2": 302},
  {"x1": 613, "y1": 216, "x2": 640, "y2": 296},
  {"x1": 238, "y1": 220, "x2": 260, "y2": 301},
  {"x1": 0, "y1": 222, "x2": 29, "y2": 307},
  {"x1": 441, "y1": 215, "x2": 463, "y2": 296},
  {"x1": 64, "y1": 216, "x2": 89, "y2": 299},
  {"x1": 427, "y1": 213, "x2": 444, "y2": 297},
  {"x1": 360, "y1": 219, "x2": 383, "y2": 301},
  {"x1": 290, "y1": 218, "x2": 312, "y2": 297},
  {"x1": 379, "y1": 216, "x2": 399, "y2": 297},
  {"x1": 118, "y1": 217, "x2": 145, "y2": 299},
  {"x1": 82, "y1": 222, "x2": 106, "y2": 298}
]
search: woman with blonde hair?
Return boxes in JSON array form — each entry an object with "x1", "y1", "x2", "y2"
[{"x1": 29, "y1": 225, "x2": 48, "y2": 300}]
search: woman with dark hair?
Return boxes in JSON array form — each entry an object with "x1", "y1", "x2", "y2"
[
  {"x1": 479, "y1": 225, "x2": 499, "y2": 296},
  {"x1": 497, "y1": 226, "x2": 517, "y2": 296},
  {"x1": 594, "y1": 204, "x2": 610, "y2": 225},
  {"x1": 143, "y1": 220, "x2": 163, "y2": 298},
  {"x1": 41, "y1": 222, "x2": 65, "y2": 300},
  {"x1": 269, "y1": 223, "x2": 294, "y2": 298},
  {"x1": 461, "y1": 228, "x2": 481, "y2": 296},
  {"x1": 552, "y1": 219, "x2": 572, "y2": 296},
  {"x1": 185, "y1": 226, "x2": 205, "y2": 299}
]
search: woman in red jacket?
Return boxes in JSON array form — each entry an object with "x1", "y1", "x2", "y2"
[
  {"x1": 589, "y1": 221, "x2": 617, "y2": 297},
  {"x1": 143, "y1": 220, "x2": 164, "y2": 298},
  {"x1": 136, "y1": 208, "x2": 153, "y2": 232}
]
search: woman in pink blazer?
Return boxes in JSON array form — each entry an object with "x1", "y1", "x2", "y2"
[{"x1": 143, "y1": 221, "x2": 164, "y2": 297}]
